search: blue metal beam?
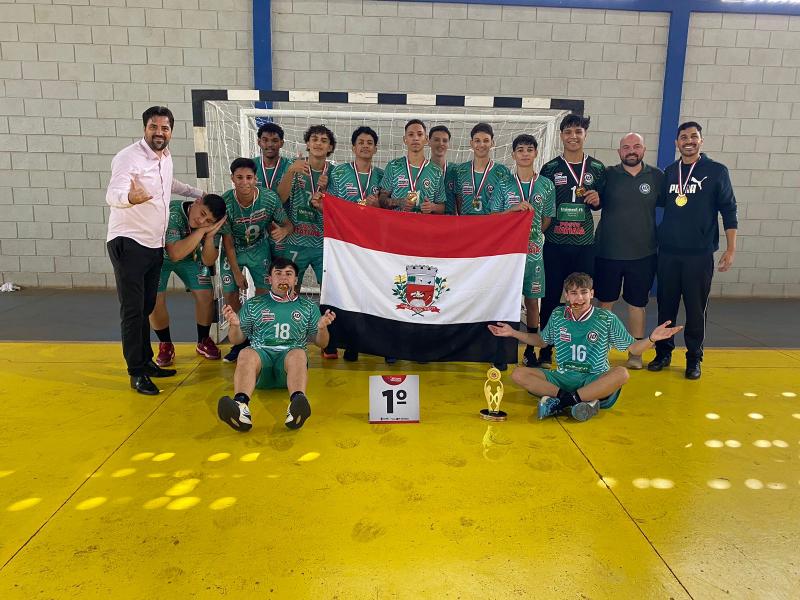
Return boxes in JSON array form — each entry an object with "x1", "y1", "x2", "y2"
[
  {"x1": 657, "y1": 1, "x2": 691, "y2": 169},
  {"x1": 253, "y1": 0, "x2": 271, "y2": 92}
]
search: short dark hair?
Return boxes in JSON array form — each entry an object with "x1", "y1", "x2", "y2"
[
  {"x1": 270, "y1": 256, "x2": 299, "y2": 276},
  {"x1": 404, "y1": 119, "x2": 426, "y2": 132},
  {"x1": 304, "y1": 125, "x2": 336, "y2": 155},
  {"x1": 257, "y1": 122, "x2": 284, "y2": 140},
  {"x1": 200, "y1": 193, "x2": 227, "y2": 222},
  {"x1": 351, "y1": 126, "x2": 378, "y2": 146},
  {"x1": 230, "y1": 157, "x2": 256, "y2": 174},
  {"x1": 677, "y1": 121, "x2": 703, "y2": 138},
  {"x1": 563, "y1": 272, "x2": 594, "y2": 291},
  {"x1": 470, "y1": 122, "x2": 494, "y2": 139},
  {"x1": 559, "y1": 114, "x2": 590, "y2": 132},
  {"x1": 142, "y1": 106, "x2": 174, "y2": 130},
  {"x1": 429, "y1": 125, "x2": 451, "y2": 140},
  {"x1": 512, "y1": 134, "x2": 538, "y2": 151}
]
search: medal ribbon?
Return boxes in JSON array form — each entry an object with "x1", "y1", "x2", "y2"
[
  {"x1": 307, "y1": 161, "x2": 328, "y2": 196},
  {"x1": 405, "y1": 157, "x2": 429, "y2": 193},
  {"x1": 235, "y1": 187, "x2": 259, "y2": 246},
  {"x1": 561, "y1": 154, "x2": 587, "y2": 189},
  {"x1": 515, "y1": 172, "x2": 538, "y2": 204},
  {"x1": 677, "y1": 160, "x2": 698, "y2": 197},
  {"x1": 351, "y1": 162, "x2": 372, "y2": 203},
  {"x1": 262, "y1": 156, "x2": 282, "y2": 190},
  {"x1": 471, "y1": 159, "x2": 494, "y2": 203}
]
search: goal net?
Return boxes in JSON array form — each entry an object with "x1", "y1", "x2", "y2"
[{"x1": 196, "y1": 91, "x2": 575, "y2": 341}]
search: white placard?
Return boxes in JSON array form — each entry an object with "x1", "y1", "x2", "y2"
[{"x1": 369, "y1": 375, "x2": 420, "y2": 424}]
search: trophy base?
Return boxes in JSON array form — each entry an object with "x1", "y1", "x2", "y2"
[{"x1": 480, "y1": 409, "x2": 507, "y2": 422}]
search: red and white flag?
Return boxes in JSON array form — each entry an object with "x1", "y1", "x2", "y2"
[{"x1": 320, "y1": 194, "x2": 531, "y2": 362}]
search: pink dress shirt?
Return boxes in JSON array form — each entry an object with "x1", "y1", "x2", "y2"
[{"x1": 106, "y1": 138, "x2": 203, "y2": 248}]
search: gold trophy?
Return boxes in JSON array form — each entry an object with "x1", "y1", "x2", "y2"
[{"x1": 480, "y1": 367, "x2": 507, "y2": 421}]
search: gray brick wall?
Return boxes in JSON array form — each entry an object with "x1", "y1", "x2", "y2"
[
  {"x1": 683, "y1": 12, "x2": 800, "y2": 297},
  {"x1": 0, "y1": 0, "x2": 253, "y2": 288}
]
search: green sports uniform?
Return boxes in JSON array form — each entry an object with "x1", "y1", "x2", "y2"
[
  {"x1": 328, "y1": 162, "x2": 385, "y2": 203},
  {"x1": 274, "y1": 160, "x2": 329, "y2": 283},
  {"x1": 539, "y1": 306, "x2": 634, "y2": 394},
  {"x1": 220, "y1": 187, "x2": 288, "y2": 293},
  {"x1": 540, "y1": 155, "x2": 606, "y2": 245},
  {"x1": 238, "y1": 292, "x2": 320, "y2": 389},
  {"x1": 253, "y1": 155, "x2": 289, "y2": 193},
  {"x1": 379, "y1": 157, "x2": 445, "y2": 212},
  {"x1": 442, "y1": 162, "x2": 458, "y2": 215},
  {"x1": 454, "y1": 161, "x2": 512, "y2": 215},
  {"x1": 159, "y1": 200, "x2": 219, "y2": 292},
  {"x1": 491, "y1": 174, "x2": 556, "y2": 298}
]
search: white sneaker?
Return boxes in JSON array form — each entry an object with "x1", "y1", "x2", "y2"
[
  {"x1": 217, "y1": 395, "x2": 252, "y2": 432},
  {"x1": 625, "y1": 353, "x2": 643, "y2": 370}
]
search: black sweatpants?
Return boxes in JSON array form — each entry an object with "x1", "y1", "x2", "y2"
[
  {"x1": 540, "y1": 242, "x2": 595, "y2": 333},
  {"x1": 655, "y1": 252, "x2": 714, "y2": 362},
  {"x1": 107, "y1": 236, "x2": 164, "y2": 376}
]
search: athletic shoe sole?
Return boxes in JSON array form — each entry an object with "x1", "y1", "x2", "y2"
[
  {"x1": 196, "y1": 346, "x2": 221, "y2": 360},
  {"x1": 217, "y1": 395, "x2": 252, "y2": 432},
  {"x1": 599, "y1": 389, "x2": 621, "y2": 410},
  {"x1": 285, "y1": 394, "x2": 311, "y2": 430},
  {"x1": 571, "y1": 400, "x2": 599, "y2": 422}
]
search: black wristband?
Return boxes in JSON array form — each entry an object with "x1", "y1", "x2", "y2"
[{"x1": 648, "y1": 334, "x2": 655, "y2": 343}]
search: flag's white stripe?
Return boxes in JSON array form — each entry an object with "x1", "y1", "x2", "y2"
[{"x1": 321, "y1": 238, "x2": 525, "y2": 324}]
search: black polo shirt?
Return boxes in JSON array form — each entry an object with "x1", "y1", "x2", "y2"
[{"x1": 595, "y1": 162, "x2": 664, "y2": 260}]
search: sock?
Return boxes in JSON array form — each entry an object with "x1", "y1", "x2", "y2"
[
  {"x1": 290, "y1": 390, "x2": 305, "y2": 402},
  {"x1": 197, "y1": 323, "x2": 211, "y2": 342},
  {"x1": 524, "y1": 344, "x2": 536, "y2": 355},
  {"x1": 233, "y1": 392, "x2": 250, "y2": 405},
  {"x1": 556, "y1": 388, "x2": 578, "y2": 409},
  {"x1": 233, "y1": 339, "x2": 250, "y2": 351},
  {"x1": 573, "y1": 389, "x2": 583, "y2": 404},
  {"x1": 155, "y1": 327, "x2": 171, "y2": 343}
]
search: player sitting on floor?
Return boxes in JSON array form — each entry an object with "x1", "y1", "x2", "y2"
[
  {"x1": 488, "y1": 272, "x2": 682, "y2": 422},
  {"x1": 150, "y1": 194, "x2": 227, "y2": 366},
  {"x1": 217, "y1": 257, "x2": 336, "y2": 433}
]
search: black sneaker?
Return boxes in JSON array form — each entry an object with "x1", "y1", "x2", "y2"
[
  {"x1": 217, "y1": 395, "x2": 252, "y2": 432},
  {"x1": 647, "y1": 354, "x2": 672, "y2": 371},
  {"x1": 343, "y1": 348, "x2": 359, "y2": 362},
  {"x1": 384, "y1": 356, "x2": 397, "y2": 365},
  {"x1": 685, "y1": 362, "x2": 701, "y2": 380},
  {"x1": 522, "y1": 347, "x2": 537, "y2": 367},
  {"x1": 492, "y1": 362, "x2": 507, "y2": 372},
  {"x1": 144, "y1": 361, "x2": 176, "y2": 378},
  {"x1": 285, "y1": 392, "x2": 311, "y2": 430},
  {"x1": 130, "y1": 374, "x2": 159, "y2": 395},
  {"x1": 536, "y1": 347, "x2": 552, "y2": 368},
  {"x1": 223, "y1": 341, "x2": 249, "y2": 363}
]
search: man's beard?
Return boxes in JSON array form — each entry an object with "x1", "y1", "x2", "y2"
[{"x1": 622, "y1": 154, "x2": 642, "y2": 166}]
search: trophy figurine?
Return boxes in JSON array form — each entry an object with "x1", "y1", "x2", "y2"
[{"x1": 480, "y1": 367, "x2": 507, "y2": 421}]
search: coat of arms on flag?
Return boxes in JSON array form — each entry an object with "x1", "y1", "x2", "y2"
[{"x1": 392, "y1": 265, "x2": 449, "y2": 315}]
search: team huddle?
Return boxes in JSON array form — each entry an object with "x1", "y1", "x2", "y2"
[{"x1": 107, "y1": 107, "x2": 737, "y2": 431}]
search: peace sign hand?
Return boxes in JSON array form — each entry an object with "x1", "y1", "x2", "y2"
[{"x1": 128, "y1": 176, "x2": 152, "y2": 205}]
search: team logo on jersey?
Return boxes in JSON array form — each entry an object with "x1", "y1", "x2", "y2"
[
  {"x1": 559, "y1": 327, "x2": 571, "y2": 342},
  {"x1": 291, "y1": 310, "x2": 302, "y2": 322},
  {"x1": 260, "y1": 309, "x2": 275, "y2": 323},
  {"x1": 587, "y1": 331, "x2": 599, "y2": 342},
  {"x1": 487, "y1": 184, "x2": 494, "y2": 194},
  {"x1": 462, "y1": 183, "x2": 474, "y2": 195},
  {"x1": 554, "y1": 174, "x2": 568, "y2": 186},
  {"x1": 392, "y1": 264, "x2": 449, "y2": 316},
  {"x1": 533, "y1": 194, "x2": 543, "y2": 204},
  {"x1": 584, "y1": 173, "x2": 594, "y2": 185},
  {"x1": 423, "y1": 179, "x2": 431, "y2": 189},
  {"x1": 397, "y1": 176, "x2": 409, "y2": 186},
  {"x1": 639, "y1": 183, "x2": 651, "y2": 194},
  {"x1": 344, "y1": 183, "x2": 358, "y2": 195},
  {"x1": 531, "y1": 282, "x2": 541, "y2": 294},
  {"x1": 222, "y1": 275, "x2": 233, "y2": 285}
]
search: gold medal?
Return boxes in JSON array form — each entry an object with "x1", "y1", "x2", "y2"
[
  {"x1": 407, "y1": 191, "x2": 419, "y2": 205},
  {"x1": 575, "y1": 186, "x2": 586, "y2": 197},
  {"x1": 675, "y1": 194, "x2": 688, "y2": 207},
  {"x1": 472, "y1": 197, "x2": 480, "y2": 210}
]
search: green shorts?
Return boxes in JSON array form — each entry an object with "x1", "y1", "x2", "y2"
[
  {"x1": 158, "y1": 259, "x2": 213, "y2": 292},
  {"x1": 221, "y1": 244, "x2": 270, "y2": 293},
  {"x1": 253, "y1": 348, "x2": 290, "y2": 389},
  {"x1": 543, "y1": 369, "x2": 603, "y2": 392},
  {"x1": 274, "y1": 243, "x2": 323, "y2": 284},
  {"x1": 523, "y1": 253, "x2": 545, "y2": 299}
]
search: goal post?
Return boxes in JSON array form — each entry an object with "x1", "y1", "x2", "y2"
[{"x1": 190, "y1": 89, "x2": 584, "y2": 342}]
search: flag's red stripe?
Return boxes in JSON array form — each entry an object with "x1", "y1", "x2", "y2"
[{"x1": 322, "y1": 193, "x2": 532, "y2": 258}]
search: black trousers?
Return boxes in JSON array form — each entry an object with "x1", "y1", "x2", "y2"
[
  {"x1": 655, "y1": 252, "x2": 714, "y2": 362},
  {"x1": 107, "y1": 237, "x2": 163, "y2": 376},
  {"x1": 540, "y1": 243, "x2": 595, "y2": 334}
]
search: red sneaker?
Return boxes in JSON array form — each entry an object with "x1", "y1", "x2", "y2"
[
  {"x1": 156, "y1": 342, "x2": 175, "y2": 367},
  {"x1": 321, "y1": 348, "x2": 338, "y2": 359},
  {"x1": 196, "y1": 337, "x2": 221, "y2": 360}
]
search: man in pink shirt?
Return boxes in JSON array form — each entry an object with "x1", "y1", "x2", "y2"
[{"x1": 106, "y1": 106, "x2": 204, "y2": 395}]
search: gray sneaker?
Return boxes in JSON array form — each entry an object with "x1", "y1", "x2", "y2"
[
  {"x1": 571, "y1": 400, "x2": 600, "y2": 422},
  {"x1": 625, "y1": 353, "x2": 643, "y2": 369}
]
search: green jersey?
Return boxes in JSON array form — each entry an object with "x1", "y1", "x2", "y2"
[
  {"x1": 238, "y1": 292, "x2": 321, "y2": 352},
  {"x1": 220, "y1": 187, "x2": 287, "y2": 252},
  {"x1": 329, "y1": 162, "x2": 385, "y2": 203},
  {"x1": 540, "y1": 154, "x2": 606, "y2": 245},
  {"x1": 454, "y1": 161, "x2": 512, "y2": 215},
  {"x1": 283, "y1": 159, "x2": 329, "y2": 248},
  {"x1": 540, "y1": 306, "x2": 634, "y2": 375},
  {"x1": 442, "y1": 162, "x2": 458, "y2": 215},
  {"x1": 253, "y1": 155, "x2": 289, "y2": 192},
  {"x1": 164, "y1": 200, "x2": 219, "y2": 263},
  {"x1": 490, "y1": 174, "x2": 556, "y2": 255},
  {"x1": 379, "y1": 157, "x2": 445, "y2": 212}
]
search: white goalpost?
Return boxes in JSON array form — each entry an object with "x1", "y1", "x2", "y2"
[{"x1": 191, "y1": 89, "x2": 583, "y2": 342}]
